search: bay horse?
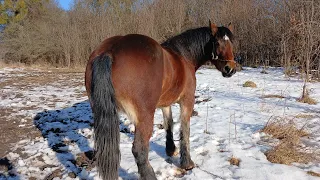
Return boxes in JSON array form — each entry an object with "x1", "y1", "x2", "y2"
[{"x1": 85, "y1": 21, "x2": 236, "y2": 180}]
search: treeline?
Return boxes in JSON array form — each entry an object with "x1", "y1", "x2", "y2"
[{"x1": 0, "y1": 0, "x2": 319, "y2": 78}]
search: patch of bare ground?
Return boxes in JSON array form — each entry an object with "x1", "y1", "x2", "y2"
[
  {"x1": 0, "y1": 109, "x2": 42, "y2": 157},
  {"x1": 43, "y1": 168, "x2": 63, "y2": 180},
  {"x1": 261, "y1": 116, "x2": 315, "y2": 165},
  {"x1": 75, "y1": 151, "x2": 95, "y2": 171},
  {"x1": 0, "y1": 71, "x2": 84, "y2": 90},
  {"x1": 0, "y1": 68, "x2": 86, "y2": 157}
]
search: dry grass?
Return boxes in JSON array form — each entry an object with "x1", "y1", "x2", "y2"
[
  {"x1": 297, "y1": 95, "x2": 317, "y2": 105},
  {"x1": 261, "y1": 117, "x2": 308, "y2": 141},
  {"x1": 260, "y1": 94, "x2": 285, "y2": 99},
  {"x1": 307, "y1": 171, "x2": 320, "y2": 177},
  {"x1": 261, "y1": 117, "x2": 313, "y2": 165},
  {"x1": 265, "y1": 140, "x2": 311, "y2": 165},
  {"x1": 297, "y1": 85, "x2": 318, "y2": 105},
  {"x1": 229, "y1": 156, "x2": 241, "y2": 166},
  {"x1": 243, "y1": 81, "x2": 257, "y2": 88},
  {"x1": 294, "y1": 114, "x2": 315, "y2": 119}
]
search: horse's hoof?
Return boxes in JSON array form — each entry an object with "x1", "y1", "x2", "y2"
[{"x1": 181, "y1": 160, "x2": 195, "y2": 170}]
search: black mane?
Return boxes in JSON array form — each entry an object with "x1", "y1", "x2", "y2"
[
  {"x1": 161, "y1": 26, "x2": 233, "y2": 68},
  {"x1": 161, "y1": 27, "x2": 212, "y2": 68}
]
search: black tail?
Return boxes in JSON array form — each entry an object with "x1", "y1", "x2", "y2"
[{"x1": 91, "y1": 54, "x2": 119, "y2": 180}]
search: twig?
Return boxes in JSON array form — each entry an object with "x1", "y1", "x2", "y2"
[
  {"x1": 234, "y1": 111, "x2": 237, "y2": 140},
  {"x1": 205, "y1": 85, "x2": 209, "y2": 134},
  {"x1": 197, "y1": 166, "x2": 225, "y2": 180}
]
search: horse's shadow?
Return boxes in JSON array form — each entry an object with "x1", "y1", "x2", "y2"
[{"x1": 33, "y1": 100, "x2": 137, "y2": 179}]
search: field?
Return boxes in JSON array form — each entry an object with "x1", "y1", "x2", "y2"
[{"x1": 0, "y1": 67, "x2": 320, "y2": 179}]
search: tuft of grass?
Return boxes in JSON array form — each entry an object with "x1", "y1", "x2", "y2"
[
  {"x1": 261, "y1": 94, "x2": 285, "y2": 99},
  {"x1": 265, "y1": 140, "x2": 311, "y2": 165},
  {"x1": 297, "y1": 84, "x2": 317, "y2": 105},
  {"x1": 294, "y1": 114, "x2": 315, "y2": 119},
  {"x1": 229, "y1": 156, "x2": 241, "y2": 166},
  {"x1": 297, "y1": 95, "x2": 317, "y2": 105},
  {"x1": 307, "y1": 171, "x2": 320, "y2": 177},
  {"x1": 243, "y1": 81, "x2": 257, "y2": 88},
  {"x1": 261, "y1": 117, "x2": 308, "y2": 142},
  {"x1": 261, "y1": 117, "x2": 313, "y2": 165}
]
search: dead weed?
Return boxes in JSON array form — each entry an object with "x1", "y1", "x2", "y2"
[
  {"x1": 307, "y1": 171, "x2": 320, "y2": 177},
  {"x1": 297, "y1": 95, "x2": 317, "y2": 105},
  {"x1": 229, "y1": 156, "x2": 241, "y2": 166},
  {"x1": 261, "y1": 116, "x2": 313, "y2": 165},
  {"x1": 260, "y1": 94, "x2": 285, "y2": 99},
  {"x1": 243, "y1": 81, "x2": 257, "y2": 88}
]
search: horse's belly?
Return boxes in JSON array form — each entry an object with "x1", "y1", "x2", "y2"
[{"x1": 156, "y1": 89, "x2": 182, "y2": 107}]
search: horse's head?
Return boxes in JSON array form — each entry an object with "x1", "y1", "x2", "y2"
[{"x1": 209, "y1": 21, "x2": 236, "y2": 78}]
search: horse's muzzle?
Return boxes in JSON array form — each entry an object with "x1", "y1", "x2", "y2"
[{"x1": 222, "y1": 67, "x2": 236, "y2": 78}]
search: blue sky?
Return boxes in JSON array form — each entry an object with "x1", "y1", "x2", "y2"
[{"x1": 57, "y1": 0, "x2": 73, "y2": 10}]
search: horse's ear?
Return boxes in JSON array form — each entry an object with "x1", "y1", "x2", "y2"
[
  {"x1": 228, "y1": 22, "x2": 233, "y2": 33},
  {"x1": 209, "y1": 20, "x2": 218, "y2": 35}
]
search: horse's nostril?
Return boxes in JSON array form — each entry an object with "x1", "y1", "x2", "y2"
[{"x1": 224, "y1": 66, "x2": 231, "y2": 73}]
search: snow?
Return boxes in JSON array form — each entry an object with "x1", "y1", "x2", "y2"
[{"x1": 1, "y1": 67, "x2": 320, "y2": 180}]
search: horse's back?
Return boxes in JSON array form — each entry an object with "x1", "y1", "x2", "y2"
[
  {"x1": 86, "y1": 34, "x2": 166, "y2": 114},
  {"x1": 111, "y1": 34, "x2": 165, "y2": 110}
]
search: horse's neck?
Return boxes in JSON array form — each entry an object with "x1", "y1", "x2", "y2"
[{"x1": 161, "y1": 45, "x2": 210, "y2": 71}]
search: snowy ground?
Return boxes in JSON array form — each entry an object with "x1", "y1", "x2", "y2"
[{"x1": 0, "y1": 67, "x2": 320, "y2": 180}]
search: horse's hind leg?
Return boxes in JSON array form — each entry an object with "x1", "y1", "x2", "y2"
[
  {"x1": 132, "y1": 110, "x2": 157, "y2": 180},
  {"x1": 179, "y1": 100, "x2": 195, "y2": 170},
  {"x1": 162, "y1": 106, "x2": 177, "y2": 156}
]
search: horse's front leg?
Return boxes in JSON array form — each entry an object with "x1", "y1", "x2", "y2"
[{"x1": 179, "y1": 99, "x2": 195, "y2": 170}]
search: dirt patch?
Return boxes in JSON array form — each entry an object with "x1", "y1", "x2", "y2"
[
  {"x1": 0, "y1": 110, "x2": 42, "y2": 157},
  {"x1": 43, "y1": 168, "x2": 63, "y2": 180},
  {"x1": 0, "y1": 68, "x2": 86, "y2": 158},
  {"x1": 75, "y1": 151, "x2": 96, "y2": 171}
]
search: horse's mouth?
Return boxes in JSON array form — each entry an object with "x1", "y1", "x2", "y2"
[{"x1": 222, "y1": 70, "x2": 236, "y2": 78}]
